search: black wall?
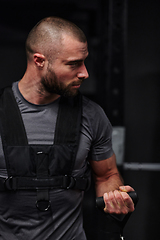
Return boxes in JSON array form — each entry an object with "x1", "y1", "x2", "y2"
[{"x1": 124, "y1": 1, "x2": 160, "y2": 239}]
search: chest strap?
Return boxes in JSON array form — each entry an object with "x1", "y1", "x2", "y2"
[{"x1": 0, "y1": 175, "x2": 89, "y2": 191}]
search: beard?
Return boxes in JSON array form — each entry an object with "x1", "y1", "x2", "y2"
[{"x1": 41, "y1": 68, "x2": 83, "y2": 98}]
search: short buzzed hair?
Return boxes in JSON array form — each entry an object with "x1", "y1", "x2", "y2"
[{"x1": 25, "y1": 16, "x2": 87, "y2": 61}]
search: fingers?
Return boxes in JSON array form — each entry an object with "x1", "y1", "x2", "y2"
[
  {"x1": 119, "y1": 185, "x2": 135, "y2": 212},
  {"x1": 103, "y1": 188, "x2": 135, "y2": 214},
  {"x1": 104, "y1": 190, "x2": 128, "y2": 215},
  {"x1": 120, "y1": 191, "x2": 135, "y2": 212},
  {"x1": 119, "y1": 185, "x2": 134, "y2": 193}
]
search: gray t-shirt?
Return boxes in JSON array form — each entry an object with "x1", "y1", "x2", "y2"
[{"x1": 0, "y1": 81, "x2": 113, "y2": 240}]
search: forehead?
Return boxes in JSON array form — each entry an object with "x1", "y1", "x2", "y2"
[{"x1": 58, "y1": 34, "x2": 88, "y2": 60}]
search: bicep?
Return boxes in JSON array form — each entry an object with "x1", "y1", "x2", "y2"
[{"x1": 89, "y1": 153, "x2": 119, "y2": 181}]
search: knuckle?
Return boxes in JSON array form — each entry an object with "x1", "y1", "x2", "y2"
[
  {"x1": 130, "y1": 205, "x2": 135, "y2": 212},
  {"x1": 116, "y1": 209, "x2": 121, "y2": 215},
  {"x1": 122, "y1": 209, "x2": 128, "y2": 215},
  {"x1": 109, "y1": 209, "x2": 116, "y2": 214}
]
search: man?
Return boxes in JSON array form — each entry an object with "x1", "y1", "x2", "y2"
[{"x1": 0, "y1": 17, "x2": 134, "y2": 239}]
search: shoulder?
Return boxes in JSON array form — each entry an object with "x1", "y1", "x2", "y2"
[
  {"x1": 81, "y1": 95, "x2": 113, "y2": 161},
  {"x1": 0, "y1": 85, "x2": 12, "y2": 95},
  {"x1": 82, "y1": 95, "x2": 110, "y2": 124},
  {"x1": 0, "y1": 81, "x2": 19, "y2": 98},
  {"x1": 82, "y1": 95, "x2": 103, "y2": 114},
  {"x1": 81, "y1": 95, "x2": 112, "y2": 138}
]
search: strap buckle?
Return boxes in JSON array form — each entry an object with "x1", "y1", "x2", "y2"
[
  {"x1": 64, "y1": 175, "x2": 75, "y2": 189},
  {"x1": 36, "y1": 200, "x2": 51, "y2": 211},
  {"x1": 5, "y1": 177, "x2": 17, "y2": 191}
]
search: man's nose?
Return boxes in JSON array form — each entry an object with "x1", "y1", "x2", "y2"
[{"x1": 77, "y1": 64, "x2": 89, "y2": 79}]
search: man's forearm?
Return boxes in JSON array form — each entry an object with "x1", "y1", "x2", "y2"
[{"x1": 95, "y1": 172, "x2": 124, "y2": 197}]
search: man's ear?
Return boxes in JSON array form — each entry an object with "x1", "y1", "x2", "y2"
[{"x1": 33, "y1": 53, "x2": 45, "y2": 68}]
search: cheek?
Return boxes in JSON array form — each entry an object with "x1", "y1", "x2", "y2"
[{"x1": 56, "y1": 71, "x2": 75, "y2": 83}]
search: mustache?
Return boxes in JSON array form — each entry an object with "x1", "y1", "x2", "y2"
[{"x1": 71, "y1": 79, "x2": 84, "y2": 86}]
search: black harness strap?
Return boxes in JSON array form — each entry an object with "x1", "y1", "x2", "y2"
[
  {"x1": 35, "y1": 94, "x2": 82, "y2": 211},
  {"x1": 3, "y1": 176, "x2": 88, "y2": 191},
  {"x1": 36, "y1": 150, "x2": 50, "y2": 211},
  {"x1": 0, "y1": 87, "x2": 87, "y2": 211},
  {"x1": 54, "y1": 94, "x2": 82, "y2": 144},
  {"x1": 0, "y1": 87, "x2": 28, "y2": 146},
  {"x1": 0, "y1": 87, "x2": 28, "y2": 178},
  {"x1": 54, "y1": 94, "x2": 82, "y2": 175}
]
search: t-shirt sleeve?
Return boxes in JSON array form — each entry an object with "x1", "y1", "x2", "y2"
[{"x1": 88, "y1": 103, "x2": 114, "y2": 161}]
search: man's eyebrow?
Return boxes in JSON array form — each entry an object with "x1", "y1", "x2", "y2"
[
  {"x1": 63, "y1": 58, "x2": 85, "y2": 64},
  {"x1": 67, "y1": 59, "x2": 83, "y2": 63}
]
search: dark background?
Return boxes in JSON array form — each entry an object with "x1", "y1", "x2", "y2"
[{"x1": 0, "y1": 0, "x2": 160, "y2": 239}]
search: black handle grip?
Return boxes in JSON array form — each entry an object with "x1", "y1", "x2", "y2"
[{"x1": 96, "y1": 191, "x2": 138, "y2": 225}]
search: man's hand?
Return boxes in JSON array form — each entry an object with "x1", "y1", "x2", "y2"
[{"x1": 103, "y1": 185, "x2": 135, "y2": 215}]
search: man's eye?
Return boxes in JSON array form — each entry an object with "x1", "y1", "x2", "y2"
[
  {"x1": 70, "y1": 62, "x2": 78, "y2": 66},
  {"x1": 67, "y1": 62, "x2": 79, "y2": 69}
]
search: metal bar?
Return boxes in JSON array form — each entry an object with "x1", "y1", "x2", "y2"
[{"x1": 123, "y1": 162, "x2": 160, "y2": 171}]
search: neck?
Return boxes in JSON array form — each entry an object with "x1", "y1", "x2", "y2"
[{"x1": 18, "y1": 77, "x2": 60, "y2": 105}]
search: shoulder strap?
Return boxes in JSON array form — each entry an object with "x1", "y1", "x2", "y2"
[
  {"x1": 54, "y1": 93, "x2": 82, "y2": 175},
  {"x1": 54, "y1": 93, "x2": 82, "y2": 145},
  {"x1": 0, "y1": 87, "x2": 28, "y2": 146}
]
